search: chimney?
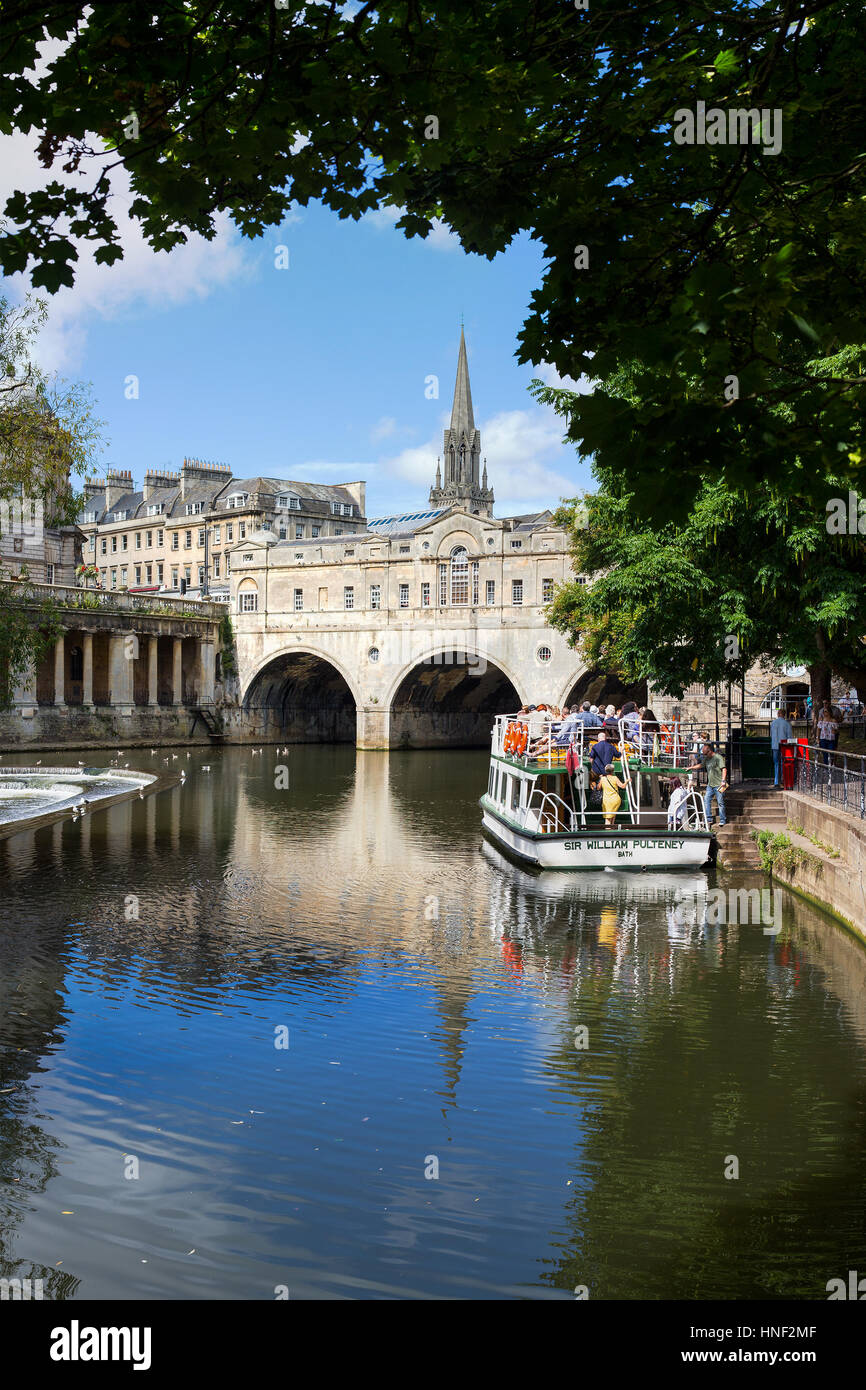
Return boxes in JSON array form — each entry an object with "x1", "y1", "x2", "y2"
[
  {"x1": 143, "y1": 468, "x2": 180, "y2": 501},
  {"x1": 105, "y1": 468, "x2": 133, "y2": 512},
  {"x1": 84, "y1": 477, "x2": 105, "y2": 502},
  {"x1": 179, "y1": 457, "x2": 233, "y2": 500},
  {"x1": 342, "y1": 481, "x2": 366, "y2": 518}
]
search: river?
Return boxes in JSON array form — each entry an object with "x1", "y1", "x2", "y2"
[{"x1": 1, "y1": 744, "x2": 865, "y2": 1300}]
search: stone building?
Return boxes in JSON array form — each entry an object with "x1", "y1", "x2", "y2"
[
  {"x1": 0, "y1": 493, "x2": 83, "y2": 586},
  {"x1": 230, "y1": 333, "x2": 589, "y2": 747},
  {"x1": 78, "y1": 459, "x2": 366, "y2": 596}
]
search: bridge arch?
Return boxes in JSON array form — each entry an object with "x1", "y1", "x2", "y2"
[
  {"x1": 242, "y1": 644, "x2": 361, "y2": 744},
  {"x1": 387, "y1": 645, "x2": 524, "y2": 749},
  {"x1": 560, "y1": 667, "x2": 647, "y2": 712}
]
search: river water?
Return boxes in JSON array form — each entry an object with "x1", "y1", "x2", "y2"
[{"x1": 1, "y1": 744, "x2": 865, "y2": 1301}]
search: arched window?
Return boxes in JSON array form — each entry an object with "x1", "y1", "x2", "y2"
[{"x1": 450, "y1": 546, "x2": 469, "y2": 605}]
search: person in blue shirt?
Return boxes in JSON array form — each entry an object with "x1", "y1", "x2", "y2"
[
  {"x1": 589, "y1": 729, "x2": 616, "y2": 776},
  {"x1": 770, "y1": 710, "x2": 794, "y2": 788},
  {"x1": 576, "y1": 701, "x2": 602, "y2": 727}
]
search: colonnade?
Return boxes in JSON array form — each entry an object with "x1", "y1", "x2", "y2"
[{"x1": 12, "y1": 632, "x2": 216, "y2": 713}]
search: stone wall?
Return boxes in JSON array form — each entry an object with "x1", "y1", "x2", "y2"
[
  {"x1": 0, "y1": 705, "x2": 216, "y2": 751},
  {"x1": 769, "y1": 790, "x2": 866, "y2": 943}
]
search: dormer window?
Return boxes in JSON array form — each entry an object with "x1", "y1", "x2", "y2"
[
  {"x1": 112, "y1": 510, "x2": 129, "y2": 522},
  {"x1": 226, "y1": 493, "x2": 248, "y2": 510},
  {"x1": 184, "y1": 501, "x2": 204, "y2": 516},
  {"x1": 146, "y1": 502, "x2": 163, "y2": 516},
  {"x1": 331, "y1": 501, "x2": 340, "y2": 515},
  {"x1": 83, "y1": 510, "x2": 99, "y2": 523}
]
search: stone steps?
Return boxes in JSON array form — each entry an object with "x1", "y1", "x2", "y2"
[{"x1": 713, "y1": 786, "x2": 791, "y2": 867}]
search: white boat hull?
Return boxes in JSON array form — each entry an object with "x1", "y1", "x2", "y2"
[{"x1": 481, "y1": 807, "x2": 713, "y2": 871}]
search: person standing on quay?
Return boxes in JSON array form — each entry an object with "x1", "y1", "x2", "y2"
[
  {"x1": 770, "y1": 709, "x2": 794, "y2": 789},
  {"x1": 816, "y1": 702, "x2": 840, "y2": 765},
  {"x1": 687, "y1": 743, "x2": 728, "y2": 827}
]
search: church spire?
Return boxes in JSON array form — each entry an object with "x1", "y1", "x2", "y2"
[
  {"x1": 429, "y1": 325, "x2": 494, "y2": 517},
  {"x1": 449, "y1": 326, "x2": 475, "y2": 439}
]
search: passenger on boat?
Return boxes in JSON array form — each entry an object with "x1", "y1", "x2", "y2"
[
  {"x1": 526, "y1": 705, "x2": 546, "y2": 740},
  {"x1": 559, "y1": 705, "x2": 584, "y2": 739},
  {"x1": 602, "y1": 705, "x2": 621, "y2": 745},
  {"x1": 530, "y1": 706, "x2": 566, "y2": 757},
  {"x1": 620, "y1": 700, "x2": 641, "y2": 742},
  {"x1": 576, "y1": 701, "x2": 602, "y2": 727},
  {"x1": 589, "y1": 729, "x2": 616, "y2": 776},
  {"x1": 666, "y1": 776, "x2": 688, "y2": 829},
  {"x1": 599, "y1": 769, "x2": 628, "y2": 826},
  {"x1": 639, "y1": 706, "x2": 659, "y2": 755}
]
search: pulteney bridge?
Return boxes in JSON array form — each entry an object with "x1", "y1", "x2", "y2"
[{"x1": 229, "y1": 506, "x2": 591, "y2": 748}]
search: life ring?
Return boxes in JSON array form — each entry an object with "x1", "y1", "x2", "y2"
[
  {"x1": 659, "y1": 724, "x2": 673, "y2": 754},
  {"x1": 514, "y1": 725, "x2": 528, "y2": 756},
  {"x1": 504, "y1": 722, "x2": 514, "y2": 754}
]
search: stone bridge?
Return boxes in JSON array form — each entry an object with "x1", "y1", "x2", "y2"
[
  {"x1": 232, "y1": 618, "x2": 589, "y2": 749},
  {"x1": 229, "y1": 506, "x2": 590, "y2": 748}
]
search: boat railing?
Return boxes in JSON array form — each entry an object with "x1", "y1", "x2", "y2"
[
  {"x1": 618, "y1": 718, "x2": 712, "y2": 768},
  {"x1": 493, "y1": 714, "x2": 587, "y2": 769},
  {"x1": 667, "y1": 785, "x2": 709, "y2": 832},
  {"x1": 528, "y1": 789, "x2": 578, "y2": 834}
]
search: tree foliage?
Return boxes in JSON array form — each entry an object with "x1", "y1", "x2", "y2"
[
  {"x1": 0, "y1": 295, "x2": 103, "y2": 522},
  {"x1": 1, "y1": 2, "x2": 864, "y2": 513},
  {"x1": 549, "y1": 465, "x2": 866, "y2": 705},
  {"x1": 0, "y1": 296, "x2": 103, "y2": 707}
]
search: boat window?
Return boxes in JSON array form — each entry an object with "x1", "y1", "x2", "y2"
[
  {"x1": 488, "y1": 765, "x2": 495, "y2": 797},
  {"x1": 511, "y1": 777, "x2": 522, "y2": 813}
]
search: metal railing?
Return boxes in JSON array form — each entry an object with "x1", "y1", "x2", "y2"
[
  {"x1": 791, "y1": 743, "x2": 866, "y2": 820},
  {"x1": 0, "y1": 578, "x2": 228, "y2": 621}
]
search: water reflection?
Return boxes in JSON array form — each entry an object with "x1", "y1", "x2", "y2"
[{"x1": 0, "y1": 746, "x2": 865, "y2": 1299}]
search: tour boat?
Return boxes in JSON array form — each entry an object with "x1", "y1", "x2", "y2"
[{"x1": 480, "y1": 715, "x2": 714, "y2": 871}]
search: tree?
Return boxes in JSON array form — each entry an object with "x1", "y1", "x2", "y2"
[
  {"x1": 0, "y1": 296, "x2": 101, "y2": 523},
  {"x1": 0, "y1": 295, "x2": 103, "y2": 706},
  {"x1": 547, "y1": 467, "x2": 866, "y2": 710},
  {"x1": 1, "y1": 2, "x2": 864, "y2": 515}
]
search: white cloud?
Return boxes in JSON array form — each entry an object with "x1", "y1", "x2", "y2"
[
  {"x1": 370, "y1": 415, "x2": 398, "y2": 442},
  {"x1": 537, "y1": 361, "x2": 593, "y2": 394},
  {"x1": 364, "y1": 204, "x2": 460, "y2": 252},
  {"x1": 0, "y1": 129, "x2": 257, "y2": 372}
]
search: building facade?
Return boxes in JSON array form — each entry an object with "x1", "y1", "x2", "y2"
[
  {"x1": 230, "y1": 333, "x2": 587, "y2": 747},
  {"x1": 78, "y1": 460, "x2": 366, "y2": 597}
]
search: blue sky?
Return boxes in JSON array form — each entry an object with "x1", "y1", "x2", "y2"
[{"x1": 2, "y1": 131, "x2": 594, "y2": 517}]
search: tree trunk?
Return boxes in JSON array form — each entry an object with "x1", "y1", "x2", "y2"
[{"x1": 807, "y1": 660, "x2": 832, "y2": 709}]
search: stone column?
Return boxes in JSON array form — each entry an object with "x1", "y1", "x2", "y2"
[
  {"x1": 108, "y1": 632, "x2": 133, "y2": 708},
  {"x1": 172, "y1": 637, "x2": 183, "y2": 706},
  {"x1": 199, "y1": 640, "x2": 215, "y2": 704},
  {"x1": 53, "y1": 635, "x2": 66, "y2": 708},
  {"x1": 356, "y1": 707, "x2": 392, "y2": 749},
  {"x1": 82, "y1": 633, "x2": 94, "y2": 708},
  {"x1": 147, "y1": 635, "x2": 158, "y2": 707},
  {"x1": 12, "y1": 660, "x2": 37, "y2": 716}
]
